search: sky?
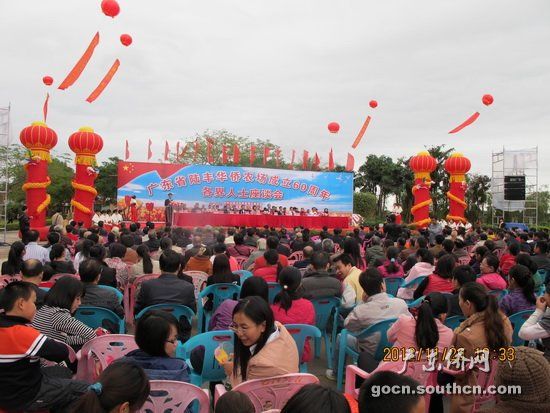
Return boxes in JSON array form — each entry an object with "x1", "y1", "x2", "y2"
[{"x1": 1, "y1": 0, "x2": 549, "y2": 186}]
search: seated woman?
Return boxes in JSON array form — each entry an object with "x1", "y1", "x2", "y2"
[
  {"x1": 476, "y1": 253, "x2": 507, "y2": 291},
  {"x1": 397, "y1": 248, "x2": 434, "y2": 300},
  {"x1": 184, "y1": 246, "x2": 213, "y2": 275},
  {"x1": 209, "y1": 276, "x2": 269, "y2": 331},
  {"x1": 207, "y1": 255, "x2": 240, "y2": 287},
  {"x1": 73, "y1": 238, "x2": 94, "y2": 271},
  {"x1": 450, "y1": 282, "x2": 512, "y2": 412},
  {"x1": 271, "y1": 267, "x2": 316, "y2": 362},
  {"x1": 89, "y1": 244, "x2": 117, "y2": 288},
  {"x1": 105, "y1": 243, "x2": 130, "y2": 289},
  {"x1": 519, "y1": 283, "x2": 550, "y2": 361},
  {"x1": 222, "y1": 296, "x2": 299, "y2": 387},
  {"x1": 32, "y1": 276, "x2": 97, "y2": 351},
  {"x1": 123, "y1": 310, "x2": 191, "y2": 381},
  {"x1": 377, "y1": 246, "x2": 405, "y2": 278},
  {"x1": 253, "y1": 249, "x2": 282, "y2": 282},
  {"x1": 516, "y1": 252, "x2": 544, "y2": 290},
  {"x1": 130, "y1": 244, "x2": 161, "y2": 281},
  {"x1": 499, "y1": 264, "x2": 536, "y2": 316},
  {"x1": 413, "y1": 254, "x2": 456, "y2": 299},
  {"x1": 71, "y1": 360, "x2": 150, "y2": 413},
  {"x1": 43, "y1": 243, "x2": 76, "y2": 281},
  {"x1": 499, "y1": 242, "x2": 520, "y2": 277},
  {"x1": 210, "y1": 243, "x2": 239, "y2": 272},
  {"x1": 1, "y1": 241, "x2": 25, "y2": 275}
]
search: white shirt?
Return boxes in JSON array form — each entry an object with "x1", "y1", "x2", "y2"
[
  {"x1": 111, "y1": 213, "x2": 123, "y2": 224},
  {"x1": 92, "y1": 214, "x2": 100, "y2": 225},
  {"x1": 99, "y1": 214, "x2": 111, "y2": 224},
  {"x1": 23, "y1": 242, "x2": 50, "y2": 264}
]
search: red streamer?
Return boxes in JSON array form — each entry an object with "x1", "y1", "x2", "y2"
[
  {"x1": 351, "y1": 115, "x2": 371, "y2": 149},
  {"x1": 448, "y1": 112, "x2": 480, "y2": 134},
  {"x1": 58, "y1": 32, "x2": 100, "y2": 90},
  {"x1": 42, "y1": 93, "x2": 50, "y2": 122},
  {"x1": 125, "y1": 139, "x2": 130, "y2": 160},
  {"x1": 86, "y1": 59, "x2": 120, "y2": 103},
  {"x1": 328, "y1": 148, "x2": 334, "y2": 171}
]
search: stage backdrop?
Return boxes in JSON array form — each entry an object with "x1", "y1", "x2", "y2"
[{"x1": 117, "y1": 162, "x2": 353, "y2": 222}]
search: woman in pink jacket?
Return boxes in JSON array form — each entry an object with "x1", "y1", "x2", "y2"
[
  {"x1": 377, "y1": 247, "x2": 405, "y2": 278},
  {"x1": 476, "y1": 253, "x2": 507, "y2": 291},
  {"x1": 397, "y1": 249, "x2": 435, "y2": 300}
]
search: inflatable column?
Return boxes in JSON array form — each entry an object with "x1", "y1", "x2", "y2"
[
  {"x1": 19, "y1": 121, "x2": 58, "y2": 229},
  {"x1": 409, "y1": 151, "x2": 437, "y2": 228},
  {"x1": 68, "y1": 127, "x2": 103, "y2": 228},
  {"x1": 444, "y1": 152, "x2": 471, "y2": 224}
]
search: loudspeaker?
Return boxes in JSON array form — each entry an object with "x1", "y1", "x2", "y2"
[{"x1": 504, "y1": 175, "x2": 526, "y2": 201}]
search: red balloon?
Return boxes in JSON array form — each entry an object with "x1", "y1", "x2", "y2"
[
  {"x1": 328, "y1": 122, "x2": 340, "y2": 133},
  {"x1": 482, "y1": 94, "x2": 494, "y2": 106},
  {"x1": 42, "y1": 76, "x2": 53, "y2": 86},
  {"x1": 369, "y1": 100, "x2": 378, "y2": 109},
  {"x1": 120, "y1": 34, "x2": 133, "y2": 46},
  {"x1": 101, "y1": 0, "x2": 120, "y2": 18}
]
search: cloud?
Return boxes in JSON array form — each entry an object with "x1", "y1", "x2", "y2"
[{"x1": 119, "y1": 183, "x2": 145, "y2": 192}]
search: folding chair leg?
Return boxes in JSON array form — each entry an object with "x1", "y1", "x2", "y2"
[
  {"x1": 325, "y1": 334, "x2": 333, "y2": 370},
  {"x1": 336, "y1": 333, "x2": 347, "y2": 391},
  {"x1": 314, "y1": 336, "x2": 321, "y2": 359}
]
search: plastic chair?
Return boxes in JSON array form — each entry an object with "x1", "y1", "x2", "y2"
[
  {"x1": 139, "y1": 380, "x2": 210, "y2": 413},
  {"x1": 42, "y1": 340, "x2": 77, "y2": 367},
  {"x1": 488, "y1": 289, "x2": 508, "y2": 300},
  {"x1": 234, "y1": 256, "x2": 248, "y2": 270},
  {"x1": 336, "y1": 318, "x2": 397, "y2": 390},
  {"x1": 76, "y1": 334, "x2": 138, "y2": 382},
  {"x1": 268, "y1": 282, "x2": 282, "y2": 304},
  {"x1": 309, "y1": 296, "x2": 340, "y2": 369},
  {"x1": 135, "y1": 304, "x2": 195, "y2": 328},
  {"x1": 214, "y1": 373, "x2": 319, "y2": 411},
  {"x1": 444, "y1": 315, "x2": 465, "y2": 330},
  {"x1": 289, "y1": 251, "x2": 304, "y2": 262},
  {"x1": 407, "y1": 296, "x2": 426, "y2": 309},
  {"x1": 197, "y1": 283, "x2": 241, "y2": 333},
  {"x1": 384, "y1": 277, "x2": 405, "y2": 297},
  {"x1": 97, "y1": 284, "x2": 123, "y2": 304},
  {"x1": 49, "y1": 273, "x2": 80, "y2": 283},
  {"x1": 0, "y1": 275, "x2": 16, "y2": 289},
  {"x1": 457, "y1": 256, "x2": 471, "y2": 266},
  {"x1": 74, "y1": 306, "x2": 125, "y2": 333},
  {"x1": 509, "y1": 309, "x2": 535, "y2": 346},
  {"x1": 177, "y1": 330, "x2": 234, "y2": 386},
  {"x1": 400, "y1": 276, "x2": 428, "y2": 303},
  {"x1": 285, "y1": 324, "x2": 322, "y2": 373},
  {"x1": 123, "y1": 274, "x2": 160, "y2": 324},
  {"x1": 234, "y1": 269, "x2": 253, "y2": 282},
  {"x1": 183, "y1": 271, "x2": 209, "y2": 299}
]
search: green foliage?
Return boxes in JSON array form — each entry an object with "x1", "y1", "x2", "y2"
[
  {"x1": 353, "y1": 192, "x2": 377, "y2": 220},
  {"x1": 465, "y1": 174, "x2": 491, "y2": 224},
  {"x1": 95, "y1": 157, "x2": 120, "y2": 204}
]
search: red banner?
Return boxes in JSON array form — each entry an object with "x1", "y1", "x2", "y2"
[
  {"x1": 302, "y1": 150, "x2": 309, "y2": 170},
  {"x1": 346, "y1": 153, "x2": 355, "y2": 171},
  {"x1": 233, "y1": 144, "x2": 240, "y2": 164},
  {"x1": 58, "y1": 32, "x2": 100, "y2": 90},
  {"x1": 147, "y1": 139, "x2": 152, "y2": 160},
  {"x1": 85, "y1": 59, "x2": 120, "y2": 103},
  {"x1": 328, "y1": 148, "x2": 334, "y2": 171},
  {"x1": 125, "y1": 140, "x2": 130, "y2": 161}
]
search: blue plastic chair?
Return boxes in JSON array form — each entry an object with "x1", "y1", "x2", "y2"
[
  {"x1": 488, "y1": 289, "x2": 508, "y2": 301},
  {"x1": 134, "y1": 304, "x2": 195, "y2": 327},
  {"x1": 198, "y1": 284, "x2": 241, "y2": 333},
  {"x1": 336, "y1": 318, "x2": 397, "y2": 391},
  {"x1": 384, "y1": 277, "x2": 405, "y2": 297},
  {"x1": 177, "y1": 330, "x2": 234, "y2": 386},
  {"x1": 39, "y1": 287, "x2": 50, "y2": 291},
  {"x1": 401, "y1": 276, "x2": 428, "y2": 303},
  {"x1": 407, "y1": 296, "x2": 425, "y2": 309},
  {"x1": 267, "y1": 282, "x2": 282, "y2": 304},
  {"x1": 285, "y1": 324, "x2": 322, "y2": 373},
  {"x1": 74, "y1": 306, "x2": 125, "y2": 333},
  {"x1": 97, "y1": 284, "x2": 123, "y2": 304},
  {"x1": 444, "y1": 315, "x2": 465, "y2": 330},
  {"x1": 310, "y1": 297, "x2": 340, "y2": 369},
  {"x1": 509, "y1": 309, "x2": 535, "y2": 346},
  {"x1": 234, "y1": 270, "x2": 253, "y2": 282}
]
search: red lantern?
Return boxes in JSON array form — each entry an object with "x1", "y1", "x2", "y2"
[
  {"x1": 42, "y1": 76, "x2": 53, "y2": 86},
  {"x1": 101, "y1": 0, "x2": 120, "y2": 18},
  {"x1": 20, "y1": 121, "x2": 58, "y2": 160},
  {"x1": 68, "y1": 127, "x2": 104, "y2": 165},
  {"x1": 120, "y1": 34, "x2": 132, "y2": 46},
  {"x1": 328, "y1": 122, "x2": 340, "y2": 133},
  {"x1": 482, "y1": 94, "x2": 494, "y2": 106},
  {"x1": 444, "y1": 152, "x2": 471, "y2": 175},
  {"x1": 409, "y1": 151, "x2": 437, "y2": 174},
  {"x1": 369, "y1": 100, "x2": 378, "y2": 109}
]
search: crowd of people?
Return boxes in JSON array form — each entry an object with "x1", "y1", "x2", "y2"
[
  {"x1": 0, "y1": 212, "x2": 549, "y2": 412},
  {"x1": 176, "y1": 202, "x2": 332, "y2": 216}
]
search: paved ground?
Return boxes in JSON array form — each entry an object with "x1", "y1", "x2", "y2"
[{"x1": 0, "y1": 231, "x2": 23, "y2": 261}]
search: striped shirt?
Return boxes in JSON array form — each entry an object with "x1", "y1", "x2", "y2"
[
  {"x1": 23, "y1": 242, "x2": 50, "y2": 264},
  {"x1": 31, "y1": 305, "x2": 96, "y2": 347}
]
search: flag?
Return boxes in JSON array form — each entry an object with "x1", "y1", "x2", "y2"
[
  {"x1": 313, "y1": 152, "x2": 320, "y2": 170},
  {"x1": 125, "y1": 140, "x2": 130, "y2": 161},
  {"x1": 176, "y1": 141, "x2": 180, "y2": 162},
  {"x1": 147, "y1": 139, "x2": 152, "y2": 160},
  {"x1": 180, "y1": 142, "x2": 189, "y2": 160},
  {"x1": 85, "y1": 59, "x2": 120, "y2": 103},
  {"x1": 263, "y1": 146, "x2": 270, "y2": 166},
  {"x1": 193, "y1": 140, "x2": 200, "y2": 163},
  {"x1": 206, "y1": 138, "x2": 214, "y2": 163},
  {"x1": 302, "y1": 150, "x2": 309, "y2": 170},
  {"x1": 58, "y1": 32, "x2": 100, "y2": 90},
  {"x1": 346, "y1": 152, "x2": 355, "y2": 171},
  {"x1": 164, "y1": 141, "x2": 170, "y2": 161},
  {"x1": 233, "y1": 144, "x2": 240, "y2": 164},
  {"x1": 250, "y1": 145, "x2": 256, "y2": 166},
  {"x1": 222, "y1": 145, "x2": 228, "y2": 164},
  {"x1": 43, "y1": 93, "x2": 50, "y2": 122},
  {"x1": 288, "y1": 149, "x2": 296, "y2": 169},
  {"x1": 328, "y1": 148, "x2": 334, "y2": 171},
  {"x1": 275, "y1": 148, "x2": 281, "y2": 167}
]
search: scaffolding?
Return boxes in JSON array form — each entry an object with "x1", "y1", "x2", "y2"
[
  {"x1": 0, "y1": 106, "x2": 9, "y2": 245},
  {"x1": 491, "y1": 147, "x2": 538, "y2": 227}
]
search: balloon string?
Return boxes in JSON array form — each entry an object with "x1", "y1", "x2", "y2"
[{"x1": 448, "y1": 111, "x2": 480, "y2": 134}]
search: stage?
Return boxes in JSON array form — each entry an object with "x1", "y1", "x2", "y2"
[{"x1": 171, "y1": 212, "x2": 350, "y2": 229}]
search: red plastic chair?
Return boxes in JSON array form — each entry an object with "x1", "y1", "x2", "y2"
[
  {"x1": 139, "y1": 380, "x2": 210, "y2": 413},
  {"x1": 183, "y1": 271, "x2": 209, "y2": 299},
  {"x1": 234, "y1": 256, "x2": 248, "y2": 270},
  {"x1": 123, "y1": 274, "x2": 161, "y2": 323},
  {"x1": 289, "y1": 251, "x2": 304, "y2": 262},
  {"x1": 215, "y1": 373, "x2": 319, "y2": 411}
]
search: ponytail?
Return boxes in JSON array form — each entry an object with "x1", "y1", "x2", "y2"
[
  {"x1": 414, "y1": 292, "x2": 447, "y2": 349},
  {"x1": 274, "y1": 267, "x2": 302, "y2": 312},
  {"x1": 509, "y1": 264, "x2": 536, "y2": 305},
  {"x1": 136, "y1": 245, "x2": 153, "y2": 274},
  {"x1": 385, "y1": 247, "x2": 400, "y2": 274}
]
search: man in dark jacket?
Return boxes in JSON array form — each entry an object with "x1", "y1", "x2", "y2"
[
  {"x1": 18, "y1": 206, "x2": 31, "y2": 244},
  {"x1": 79, "y1": 259, "x2": 124, "y2": 317},
  {"x1": 302, "y1": 252, "x2": 342, "y2": 299}
]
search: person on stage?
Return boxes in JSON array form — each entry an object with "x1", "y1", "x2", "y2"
[
  {"x1": 392, "y1": 203, "x2": 403, "y2": 224},
  {"x1": 130, "y1": 195, "x2": 138, "y2": 222},
  {"x1": 165, "y1": 193, "x2": 174, "y2": 226}
]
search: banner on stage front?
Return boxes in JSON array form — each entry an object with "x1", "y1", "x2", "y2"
[{"x1": 117, "y1": 162, "x2": 353, "y2": 221}]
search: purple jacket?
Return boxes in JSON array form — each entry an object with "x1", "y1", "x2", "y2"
[
  {"x1": 499, "y1": 289, "x2": 536, "y2": 316},
  {"x1": 208, "y1": 299, "x2": 238, "y2": 331}
]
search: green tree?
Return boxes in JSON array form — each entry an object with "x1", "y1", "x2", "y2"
[
  {"x1": 353, "y1": 192, "x2": 377, "y2": 220},
  {"x1": 465, "y1": 174, "x2": 491, "y2": 224},
  {"x1": 354, "y1": 154, "x2": 397, "y2": 216},
  {"x1": 95, "y1": 157, "x2": 120, "y2": 205}
]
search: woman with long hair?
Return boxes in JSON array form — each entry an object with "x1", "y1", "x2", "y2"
[
  {"x1": 377, "y1": 246, "x2": 405, "y2": 278},
  {"x1": 207, "y1": 254, "x2": 240, "y2": 286},
  {"x1": 1, "y1": 241, "x2": 25, "y2": 275},
  {"x1": 413, "y1": 254, "x2": 456, "y2": 299},
  {"x1": 516, "y1": 252, "x2": 544, "y2": 289},
  {"x1": 222, "y1": 296, "x2": 299, "y2": 386},
  {"x1": 271, "y1": 267, "x2": 316, "y2": 362},
  {"x1": 71, "y1": 361, "x2": 150, "y2": 413},
  {"x1": 131, "y1": 244, "x2": 160, "y2": 280},
  {"x1": 344, "y1": 237, "x2": 364, "y2": 270},
  {"x1": 452, "y1": 282, "x2": 512, "y2": 412},
  {"x1": 499, "y1": 264, "x2": 536, "y2": 315},
  {"x1": 253, "y1": 249, "x2": 282, "y2": 282}
]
